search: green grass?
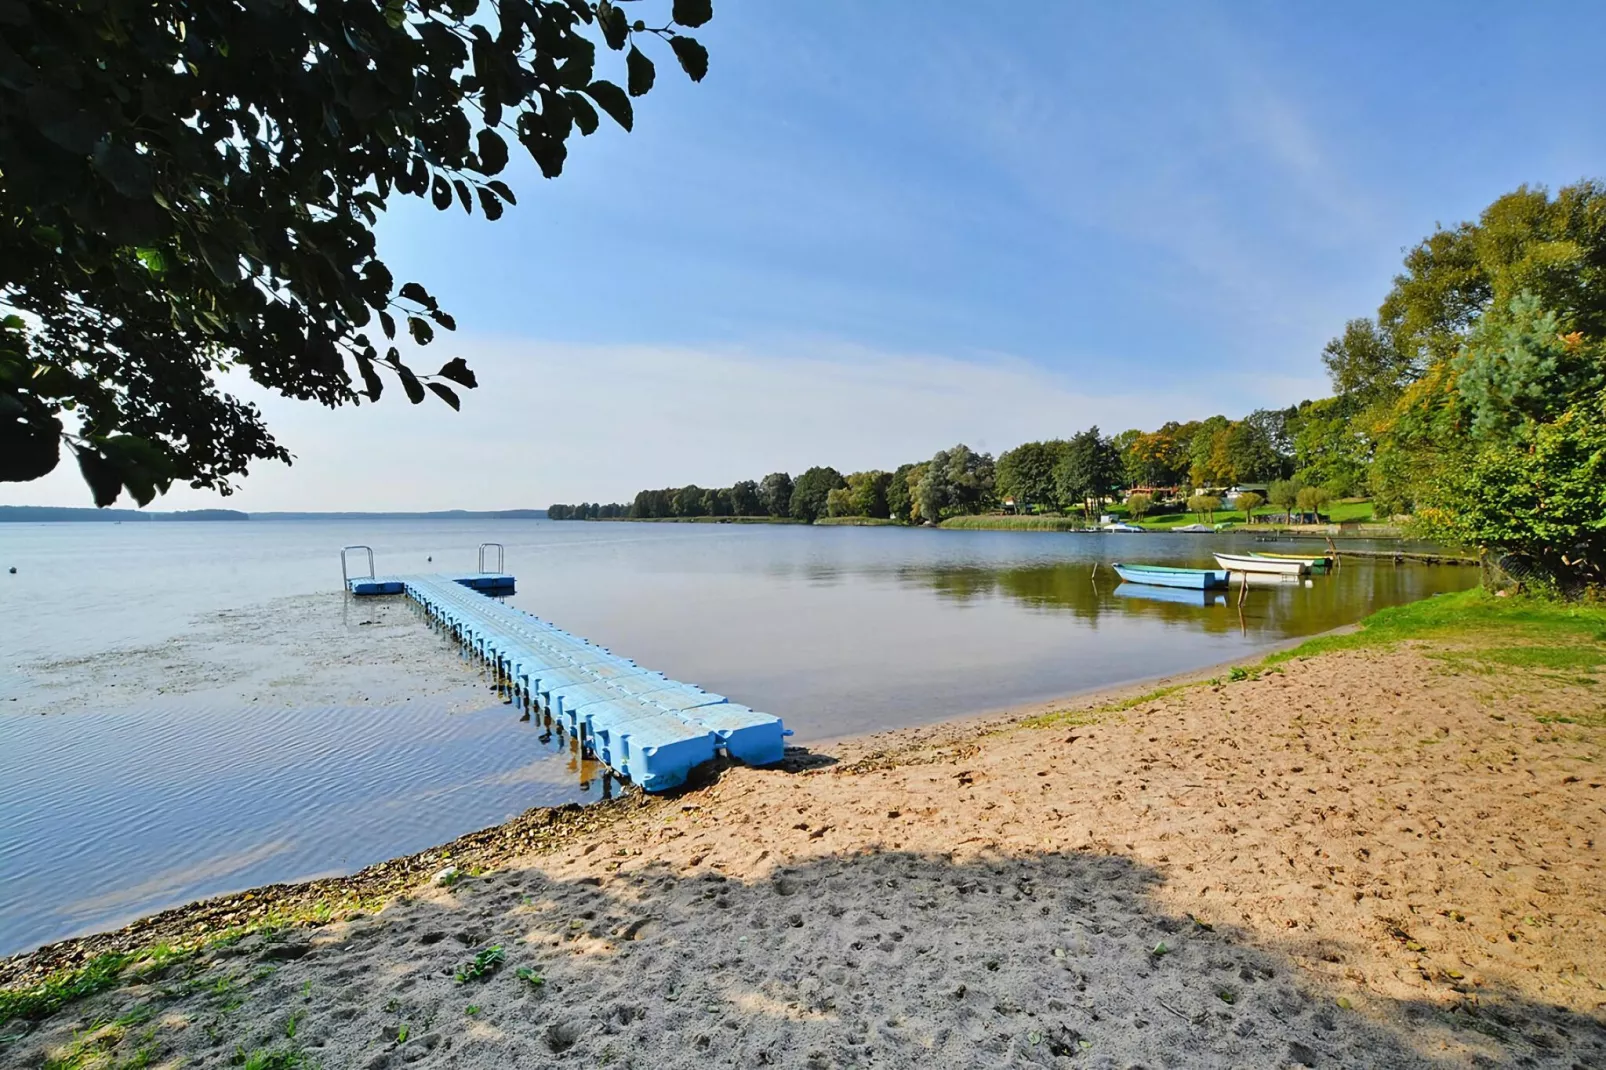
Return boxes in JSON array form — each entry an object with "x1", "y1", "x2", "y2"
[
  {"x1": 0, "y1": 952, "x2": 138, "y2": 1029},
  {"x1": 1020, "y1": 589, "x2": 1604, "y2": 731},
  {"x1": 1468, "y1": 645, "x2": 1606, "y2": 671},
  {"x1": 1265, "y1": 588, "x2": 1606, "y2": 665},
  {"x1": 235, "y1": 1046, "x2": 316, "y2": 1070},
  {"x1": 454, "y1": 946, "x2": 504, "y2": 983},
  {"x1": 815, "y1": 516, "x2": 900, "y2": 526},
  {"x1": 1120, "y1": 498, "x2": 1379, "y2": 529},
  {"x1": 1, "y1": 896, "x2": 386, "y2": 1031}
]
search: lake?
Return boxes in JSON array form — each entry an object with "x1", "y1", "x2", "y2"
[{"x1": 0, "y1": 519, "x2": 1476, "y2": 955}]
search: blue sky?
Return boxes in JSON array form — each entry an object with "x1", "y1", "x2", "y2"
[{"x1": 13, "y1": 1, "x2": 1606, "y2": 509}]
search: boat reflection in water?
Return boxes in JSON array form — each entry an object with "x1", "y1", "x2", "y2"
[
  {"x1": 1236, "y1": 572, "x2": 1315, "y2": 588},
  {"x1": 1113, "y1": 583, "x2": 1228, "y2": 607}
]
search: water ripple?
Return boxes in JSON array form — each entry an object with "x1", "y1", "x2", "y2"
[{"x1": 0, "y1": 701, "x2": 589, "y2": 957}]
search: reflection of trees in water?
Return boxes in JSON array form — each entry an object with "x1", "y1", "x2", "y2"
[
  {"x1": 899, "y1": 564, "x2": 1105, "y2": 621},
  {"x1": 895, "y1": 562, "x2": 1479, "y2": 637}
]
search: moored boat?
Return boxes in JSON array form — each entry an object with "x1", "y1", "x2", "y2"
[
  {"x1": 1213, "y1": 552, "x2": 1307, "y2": 575},
  {"x1": 1251, "y1": 551, "x2": 1331, "y2": 572},
  {"x1": 1112, "y1": 562, "x2": 1231, "y2": 589}
]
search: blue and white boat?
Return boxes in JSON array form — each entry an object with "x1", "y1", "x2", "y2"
[{"x1": 1111, "y1": 562, "x2": 1230, "y2": 589}]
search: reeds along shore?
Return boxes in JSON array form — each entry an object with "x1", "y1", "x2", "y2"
[{"x1": 1, "y1": 591, "x2": 1602, "y2": 1069}]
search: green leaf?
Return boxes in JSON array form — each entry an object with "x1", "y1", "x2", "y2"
[
  {"x1": 74, "y1": 445, "x2": 123, "y2": 507},
  {"x1": 431, "y1": 309, "x2": 457, "y2": 331},
  {"x1": 669, "y1": 36, "x2": 709, "y2": 82},
  {"x1": 565, "y1": 93, "x2": 599, "y2": 136},
  {"x1": 476, "y1": 186, "x2": 504, "y2": 220},
  {"x1": 362, "y1": 259, "x2": 394, "y2": 299},
  {"x1": 486, "y1": 179, "x2": 517, "y2": 205},
  {"x1": 397, "y1": 364, "x2": 426, "y2": 404},
  {"x1": 476, "y1": 129, "x2": 509, "y2": 175},
  {"x1": 92, "y1": 141, "x2": 154, "y2": 200},
  {"x1": 583, "y1": 80, "x2": 632, "y2": 132},
  {"x1": 26, "y1": 87, "x2": 101, "y2": 154},
  {"x1": 378, "y1": 310, "x2": 396, "y2": 340},
  {"x1": 437, "y1": 357, "x2": 478, "y2": 388},
  {"x1": 135, "y1": 248, "x2": 167, "y2": 275},
  {"x1": 626, "y1": 46, "x2": 655, "y2": 97},
  {"x1": 597, "y1": 1, "x2": 629, "y2": 49},
  {"x1": 408, "y1": 316, "x2": 435, "y2": 345},
  {"x1": 198, "y1": 236, "x2": 241, "y2": 284},
  {"x1": 431, "y1": 174, "x2": 452, "y2": 210},
  {"x1": 672, "y1": 0, "x2": 714, "y2": 29},
  {"x1": 426, "y1": 381, "x2": 460, "y2": 410},
  {"x1": 357, "y1": 355, "x2": 384, "y2": 400},
  {"x1": 398, "y1": 282, "x2": 434, "y2": 307},
  {"x1": 454, "y1": 178, "x2": 473, "y2": 213},
  {"x1": 433, "y1": 356, "x2": 475, "y2": 385},
  {"x1": 0, "y1": 409, "x2": 62, "y2": 482}
]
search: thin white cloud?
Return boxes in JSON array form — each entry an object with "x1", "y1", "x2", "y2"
[{"x1": 4, "y1": 336, "x2": 1320, "y2": 511}]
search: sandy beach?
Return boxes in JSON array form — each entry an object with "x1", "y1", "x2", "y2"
[{"x1": 2, "y1": 627, "x2": 1602, "y2": 1068}]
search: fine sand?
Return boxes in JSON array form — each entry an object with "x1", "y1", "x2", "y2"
[{"x1": 3, "y1": 643, "x2": 1602, "y2": 1068}]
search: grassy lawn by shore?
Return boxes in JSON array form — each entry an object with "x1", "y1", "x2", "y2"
[
  {"x1": 932, "y1": 499, "x2": 1383, "y2": 532},
  {"x1": 1265, "y1": 587, "x2": 1606, "y2": 666},
  {"x1": 1128, "y1": 498, "x2": 1378, "y2": 529},
  {"x1": 938, "y1": 514, "x2": 1086, "y2": 530},
  {"x1": 3, "y1": 588, "x2": 1600, "y2": 1068}
]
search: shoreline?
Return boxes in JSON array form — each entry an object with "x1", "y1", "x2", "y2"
[
  {"x1": 0, "y1": 626, "x2": 1360, "y2": 981},
  {"x1": 4, "y1": 591, "x2": 1601, "y2": 1068}
]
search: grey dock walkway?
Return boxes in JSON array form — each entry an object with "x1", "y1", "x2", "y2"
[{"x1": 340, "y1": 545, "x2": 788, "y2": 792}]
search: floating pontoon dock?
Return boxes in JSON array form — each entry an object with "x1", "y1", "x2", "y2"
[{"x1": 340, "y1": 544, "x2": 788, "y2": 792}]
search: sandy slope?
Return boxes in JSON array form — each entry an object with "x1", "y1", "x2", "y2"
[{"x1": 4, "y1": 644, "x2": 1603, "y2": 1069}]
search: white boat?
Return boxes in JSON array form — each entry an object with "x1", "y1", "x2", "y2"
[{"x1": 1213, "y1": 552, "x2": 1307, "y2": 575}]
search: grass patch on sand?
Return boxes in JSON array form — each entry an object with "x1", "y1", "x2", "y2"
[
  {"x1": 1022, "y1": 589, "x2": 1604, "y2": 730},
  {"x1": 1021, "y1": 683, "x2": 1187, "y2": 728},
  {"x1": 0, "y1": 953, "x2": 139, "y2": 1032},
  {"x1": 1264, "y1": 588, "x2": 1606, "y2": 666},
  {"x1": 0, "y1": 901, "x2": 382, "y2": 1034}
]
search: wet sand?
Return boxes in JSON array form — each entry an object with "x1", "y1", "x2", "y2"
[
  {"x1": 11, "y1": 593, "x2": 492, "y2": 717},
  {"x1": 2, "y1": 638, "x2": 1602, "y2": 1068}
]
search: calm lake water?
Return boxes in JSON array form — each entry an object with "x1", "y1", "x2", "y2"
[{"x1": 0, "y1": 519, "x2": 1476, "y2": 955}]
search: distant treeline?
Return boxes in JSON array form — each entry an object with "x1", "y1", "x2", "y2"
[
  {"x1": 546, "y1": 502, "x2": 629, "y2": 520},
  {"x1": 0, "y1": 506, "x2": 249, "y2": 522},
  {"x1": 546, "y1": 406, "x2": 1339, "y2": 525},
  {"x1": 558, "y1": 180, "x2": 1606, "y2": 592}
]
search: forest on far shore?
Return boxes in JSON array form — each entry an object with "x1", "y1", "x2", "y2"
[{"x1": 554, "y1": 181, "x2": 1606, "y2": 591}]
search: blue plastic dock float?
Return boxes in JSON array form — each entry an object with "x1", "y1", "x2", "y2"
[{"x1": 343, "y1": 544, "x2": 790, "y2": 792}]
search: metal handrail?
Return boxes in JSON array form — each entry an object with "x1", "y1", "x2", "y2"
[
  {"x1": 341, "y1": 545, "x2": 375, "y2": 586},
  {"x1": 478, "y1": 542, "x2": 504, "y2": 574}
]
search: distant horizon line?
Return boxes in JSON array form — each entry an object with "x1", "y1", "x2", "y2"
[{"x1": 0, "y1": 505, "x2": 552, "y2": 522}]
